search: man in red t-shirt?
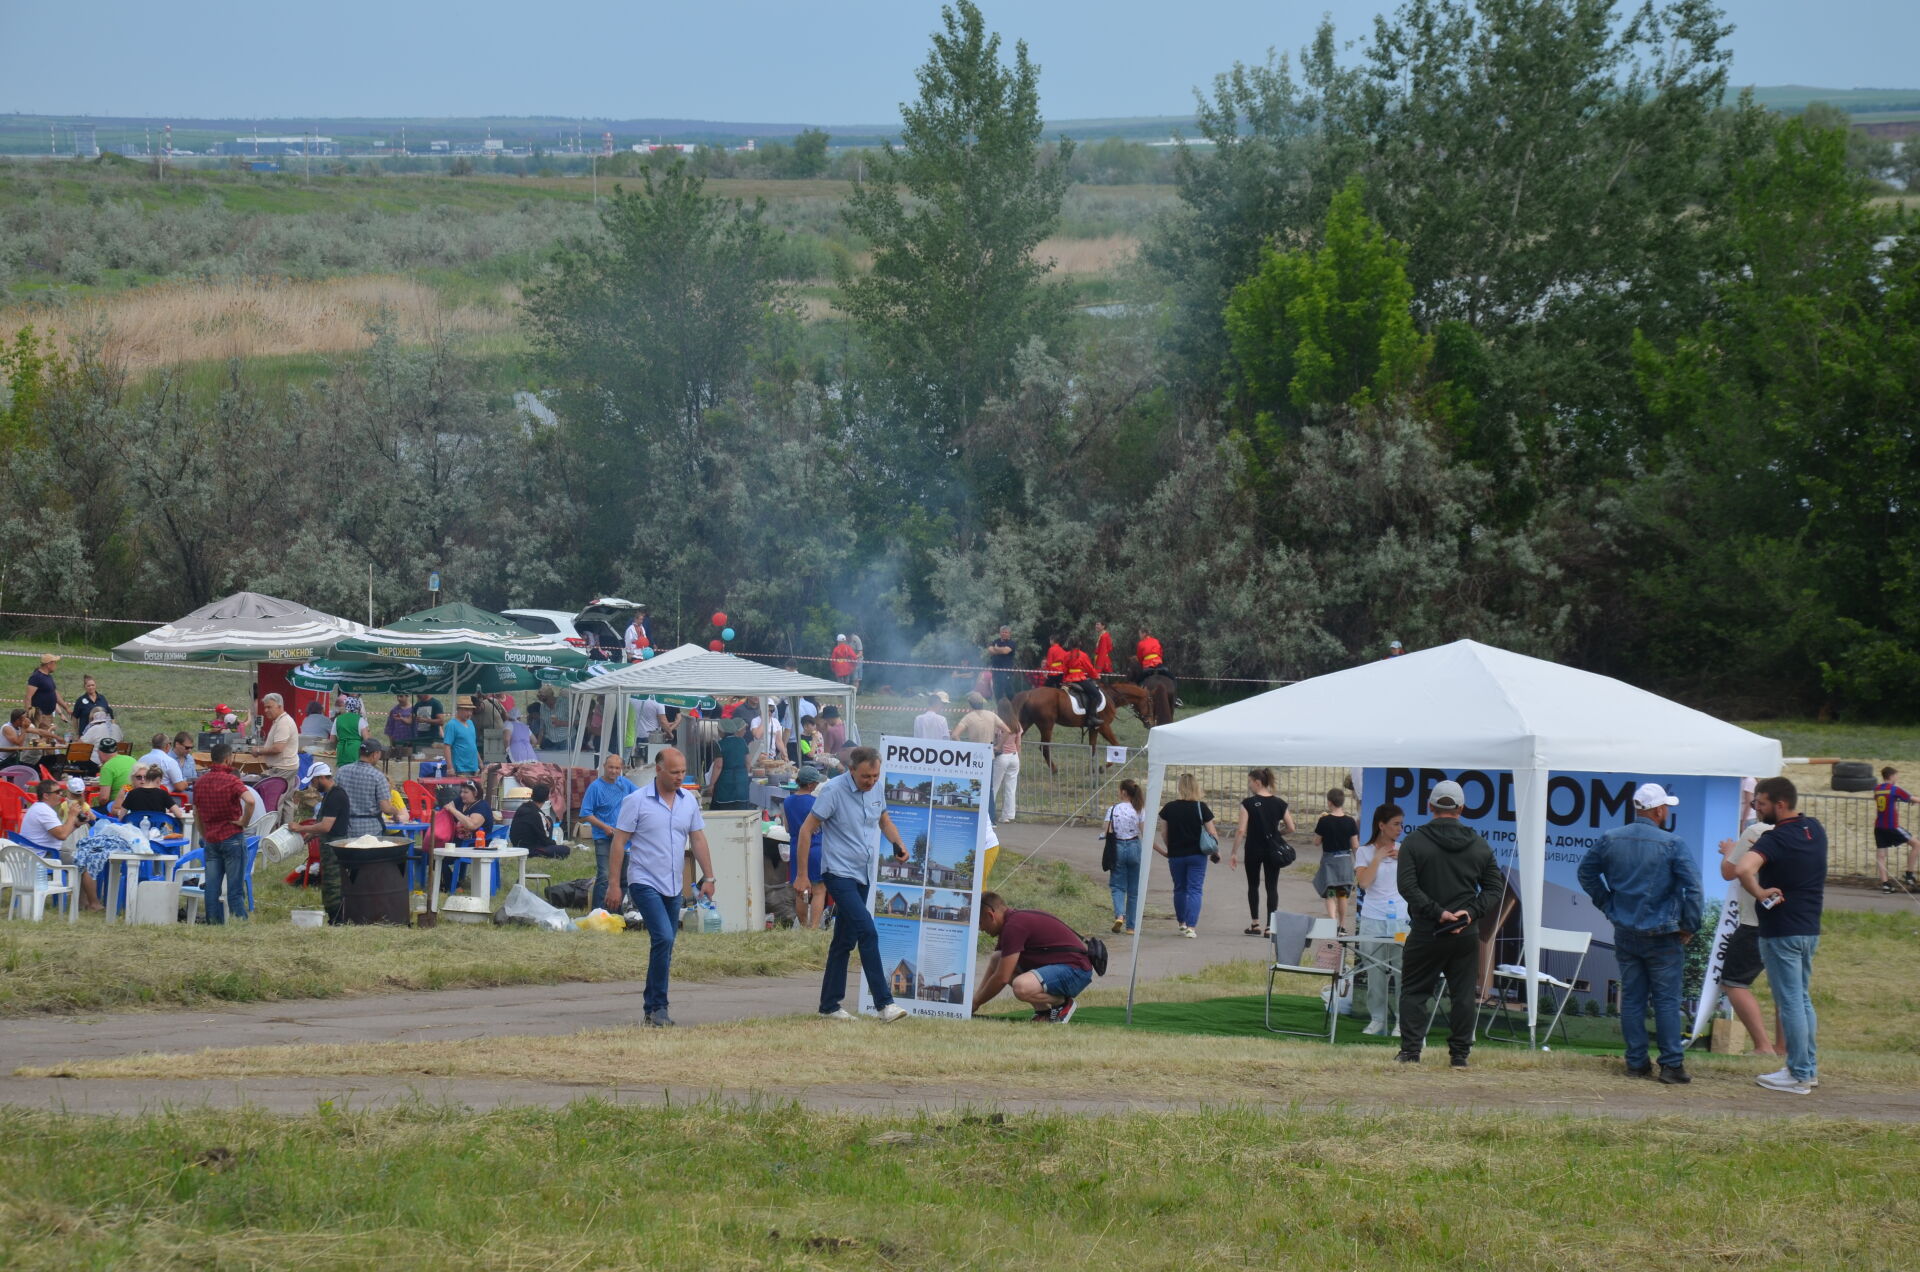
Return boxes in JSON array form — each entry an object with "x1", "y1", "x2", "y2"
[
  {"x1": 972, "y1": 892, "x2": 1093, "y2": 1022},
  {"x1": 829, "y1": 635, "x2": 857, "y2": 683}
]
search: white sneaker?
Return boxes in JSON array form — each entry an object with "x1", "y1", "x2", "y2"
[
  {"x1": 820, "y1": 1008, "x2": 856, "y2": 1021},
  {"x1": 1757, "y1": 1067, "x2": 1819, "y2": 1088},
  {"x1": 1361, "y1": 1021, "x2": 1390, "y2": 1036},
  {"x1": 1182, "y1": 927, "x2": 1197, "y2": 939},
  {"x1": 878, "y1": 1004, "x2": 909, "y2": 1023},
  {"x1": 1755, "y1": 1071, "x2": 1811, "y2": 1094}
]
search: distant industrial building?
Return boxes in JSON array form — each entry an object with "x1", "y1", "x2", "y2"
[
  {"x1": 217, "y1": 136, "x2": 337, "y2": 157},
  {"x1": 71, "y1": 124, "x2": 99, "y2": 158}
]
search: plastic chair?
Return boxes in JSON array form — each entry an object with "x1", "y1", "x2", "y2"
[
  {"x1": 1479, "y1": 927, "x2": 1592, "y2": 1047},
  {"x1": 253, "y1": 776, "x2": 289, "y2": 814},
  {"x1": 1264, "y1": 913, "x2": 1343, "y2": 1042},
  {"x1": 402, "y1": 780, "x2": 436, "y2": 825},
  {"x1": 174, "y1": 848, "x2": 207, "y2": 923},
  {"x1": 124, "y1": 810, "x2": 182, "y2": 836},
  {"x1": 0, "y1": 764, "x2": 40, "y2": 789},
  {"x1": 0, "y1": 842, "x2": 79, "y2": 923},
  {"x1": 0, "y1": 781, "x2": 30, "y2": 834}
]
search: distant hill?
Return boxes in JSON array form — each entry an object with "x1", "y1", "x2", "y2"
[{"x1": 1744, "y1": 85, "x2": 1920, "y2": 122}]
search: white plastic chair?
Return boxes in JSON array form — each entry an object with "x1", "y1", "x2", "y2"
[
  {"x1": 0, "y1": 843, "x2": 80, "y2": 923},
  {"x1": 1264, "y1": 913, "x2": 1343, "y2": 1042},
  {"x1": 1479, "y1": 926, "x2": 1592, "y2": 1046}
]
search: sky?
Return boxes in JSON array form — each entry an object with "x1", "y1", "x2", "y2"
[{"x1": 2, "y1": 0, "x2": 1913, "y2": 123}]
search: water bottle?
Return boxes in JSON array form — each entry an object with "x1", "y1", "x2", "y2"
[{"x1": 700, "y1": 899, "x2": 724, "y2": 934}]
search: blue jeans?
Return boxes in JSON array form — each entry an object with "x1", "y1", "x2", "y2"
[
  {"x1": 1167, "y1": 854, "x2": 1208, "y2": 928},
  {"x1": 625, "y1": 884, "x2": 681, "y2": 1016},
  {"x1": 1109, "y1": 837, "x2": 1141, "y2": 925},
  {"x1": 819, "y1": 873, "x2": 892, "y2": 1014},
  {"x1": 1614, "y1": 927, "x2": 1687, "y2": 1070},
  {"x1": 1760, "y1": 933, "x2": 1820, "y2": 1082},
  {"x1": 203, "y1": 833, "x2": 249, "y2": 924}
]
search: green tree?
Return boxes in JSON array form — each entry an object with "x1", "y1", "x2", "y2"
[
  {"x1": 1223, "y1": 178, "x2": 1430, "y2": 444},
  {"x1": 787, "y1": 128, "x2": 830, "y2": 179},
  {"x1": 838, "y1": 0, "x2": 1075, "y2": 513},
  {"x1": 525, "y1": 163, "x2": 782, "y2": 537}
]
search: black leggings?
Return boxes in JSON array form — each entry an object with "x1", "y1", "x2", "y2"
[{"x1": 1245, "y1": 853, "x2": 1281, "y2": 923}]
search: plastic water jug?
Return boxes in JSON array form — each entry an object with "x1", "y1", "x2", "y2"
[{"x1": 698, "y1": 899, "x2": 724, "y2": 934}]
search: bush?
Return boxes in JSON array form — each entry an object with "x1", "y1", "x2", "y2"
[{"x1": 59, "y1": 249, "x2": 103, "y2": 285}]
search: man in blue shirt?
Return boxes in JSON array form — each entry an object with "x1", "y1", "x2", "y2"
[
  {"x1": 579, "y1": 753, "x2": 638, "y2": 921},
  {"x1": 606, "y1": 747, "x2": 715, "y2": 1028},
  {"x1": 443, "y1": 698, "x2": 481, "y2": 775},
  {"x1": 1578, "y1": 783, "x2": 1703, "y2": 1084},
  {"x1": 794, "y1": 746, "x2": 910, "y2": 1022}
]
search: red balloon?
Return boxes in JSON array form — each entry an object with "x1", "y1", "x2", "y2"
[
  {"x1": 708, "y1": 639, "x2": 726, "y2": 651},
  {"x1": 711, "y1": 611, "x2": 729, "y2": 627}
]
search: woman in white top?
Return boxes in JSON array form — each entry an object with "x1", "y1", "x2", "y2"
[
  {"x1": 1353, "y1": 802, "x2": 1407, "y2": 1036},
  {"x1": 1103, "y1": 778, "x2": 1147, "y2": 934}
]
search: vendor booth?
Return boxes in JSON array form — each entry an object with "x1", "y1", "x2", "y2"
[{"x1": 1129, "y1": 640, "x2": 1782, "y2": 1043}]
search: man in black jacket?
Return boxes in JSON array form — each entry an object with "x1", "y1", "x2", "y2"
[
  {"x1": 1396, "y1": 780, "x2": 1507, "y2": 1068},
  {"x1": 507, "y1": 781, "x2": 568, "y2": 859}
]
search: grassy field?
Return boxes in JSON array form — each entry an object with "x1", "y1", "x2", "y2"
[
  {"x1": 1, "y1": 1099, "x2": 1914, "y2": 1270},
  {"x1": 1734, "y1": 719, "x2": 1920, "y2": 763}
]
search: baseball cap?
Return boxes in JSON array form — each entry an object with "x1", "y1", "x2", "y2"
[
  {"x1": 300, "y1": 762, "x2": 332, "y2": 789},
  {"x1": 1389, "y1": 640, "x2": 1403, "y2": 650},
  {"x1": 1429, "y1": 779, "x2": 1465, "y2": 810},
  {"x1": 966, "y1": 691, "x2": 987, "y2": 708},
  {"x1": 65, "y1": 776, "x2": 86, "y2": 794},
  {"x1": 1633, "y1": 782, "x2": 1679, "y2": 809},
  {"x1": 796, "y1": 766, "x2": 823, "y2": 786}
]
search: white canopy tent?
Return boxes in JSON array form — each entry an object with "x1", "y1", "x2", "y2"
[
  {"x1": 563, "y1": 643, "x2": 856, "y2": 772},
  {"x1": 1130, "y1": 640, "x2": 1783, "y2": 1042}
]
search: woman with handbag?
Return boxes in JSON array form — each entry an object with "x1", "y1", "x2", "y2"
[
  {"x1": 1230, "y1": 768, "x2": 1295, "y2": 936},
  {"x1": 1102, "y1": 778, "x2": 1147, "y2": 935},
  {"x1": 1154, "y1": 772, "x2": 1217, "y2": 938}
]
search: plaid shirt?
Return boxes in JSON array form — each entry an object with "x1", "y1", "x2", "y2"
[
  {"x1": 333, "y1": 760, "x2": 394, "y2": 839},
  {"x1": 195, "y1": 764, "x2": 250, "y2": 842}
]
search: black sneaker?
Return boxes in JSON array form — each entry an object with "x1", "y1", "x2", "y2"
[
  {"x1": 1883, "y1": 882, "x2": 1898, "y2": 894},
  {"x1": 1395, "y1": 1050, "x2": 1421, "y2": 1064},
  {"x1": 1625, "y1": 1062, "x2": 1653, "y2": 1078},
  {"x1": 1905, "y1": 872, "x2": 1917, "y2": 887},
  {"x1": 1449, "y1": 1053, "x2": 1470, "y2": 1069},
  {"x1": 1657, "y1": 1064, "x2": 1691, "y2": 1085}
]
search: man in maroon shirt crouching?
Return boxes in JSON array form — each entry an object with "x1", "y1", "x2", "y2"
[{"x1": 973, "y1": 892, "x2": 1094, "y2": 1023}]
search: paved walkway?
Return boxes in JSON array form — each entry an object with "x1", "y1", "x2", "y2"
[{"x1": 2, "y1": 819, "x2": 1909, "y2": 1119}]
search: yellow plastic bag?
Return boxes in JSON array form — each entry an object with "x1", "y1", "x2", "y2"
[{"x1": 575, "y1": 909, "x2": 625, "y2": 934}]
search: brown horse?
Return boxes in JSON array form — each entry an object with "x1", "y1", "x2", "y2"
[
  {"x1": 1111, "y1": 675, "x2": 1176, "y2": 727},
  {"x1": 1007, "y1": 684, "x2": 1151, "y2": 773}
]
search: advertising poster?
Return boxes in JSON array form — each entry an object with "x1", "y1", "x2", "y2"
[
  {"x1": 861, "y1": 735, "x2": 992, "y2": 1020},
  {"x1": 1357, "y1": 766, "x2": 1740, "y2": 1011}
]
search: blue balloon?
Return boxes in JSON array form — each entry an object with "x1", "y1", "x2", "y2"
[
  {"x1": 641, "y1": 647, "x2": 656, "y2": 659},
  {"x1": 721, "y1": 627, "x2": 736, "y2": 641}
]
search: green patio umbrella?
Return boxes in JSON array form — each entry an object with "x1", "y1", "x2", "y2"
[
  {"x1": 287, "y1": 659, "x2": 591, "y2": 696},
  {"x1": 111, "y1": 591, "x2": 364, "y2": 665}
]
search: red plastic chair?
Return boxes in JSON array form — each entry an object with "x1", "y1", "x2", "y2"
[
  {"x1": 402, "y1": 780, "x2": 436, "y2": 825},
  {"x1": 0, "y1": 781, "x2": 29, "y2": 834}
]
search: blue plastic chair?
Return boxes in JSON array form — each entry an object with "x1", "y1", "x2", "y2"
[{"x1": 124, "y1": 811, "x2": 182, "y2": 835}]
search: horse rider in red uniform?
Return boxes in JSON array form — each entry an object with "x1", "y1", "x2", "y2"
[
  {"x1": 1133, "y1": 627, "x2": 1171, "y2": 682},
  {"x1": 1093, "y1": 621, "x2": 1114, "y2": 677},
  {"x1": 1060, "y1": 642, "x2": 1101, "y2": 717},
  {"x1": 1042, "y1": 637, "x2": 1067, "y2": 688}
]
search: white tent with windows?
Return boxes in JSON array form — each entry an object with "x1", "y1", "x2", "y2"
[
  {"x1": 1130, "y1": 640, "x2": 1782, "y2": 1041},
  {"x1": 562, "y1": 643, "x2": 855, "y2": 768}
]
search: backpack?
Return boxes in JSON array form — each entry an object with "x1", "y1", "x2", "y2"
[{"x1": 1034, "y1": 933, "x2": 1108, "y2": 977}]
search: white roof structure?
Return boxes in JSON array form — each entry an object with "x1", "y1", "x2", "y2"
[
  {"x1": 1130, "y1": 639, "x2": 1781, "y2": 1041},
  {"x1": 1148, "y1": 640, "x2": 1780, "y2": 777},
  {"x1": 565, "y1": 643, "x2": 848, "y2": 700}
]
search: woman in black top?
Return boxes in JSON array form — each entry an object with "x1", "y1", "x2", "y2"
[
  {"x1": 1311, "y1": 787, "x2": 1361, "y2": 932},
  {"x1": 1154, "y1": 771, "x2": 1216, "y2": 938},
  {"x1": 507, "y1": 781, "x2": 567, "y2": 858},
  {"x1": 113, "y1": 766, "x2": 185, "y2": 826},
  {"x1": 1230, "y1": 768, "x2": 1295, "y2": 936},
  {"x1": 72, "y1": 675, "x2": 113, "y2": 731}
]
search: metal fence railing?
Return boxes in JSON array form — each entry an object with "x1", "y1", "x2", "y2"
[{"x1": 1798, "y1": 792, "x2": 1889, "y2": 882}]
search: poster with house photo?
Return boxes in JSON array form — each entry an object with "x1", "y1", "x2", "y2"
[{"x1": 860, "y1": 735, "x2": 993, "y2": 1021}]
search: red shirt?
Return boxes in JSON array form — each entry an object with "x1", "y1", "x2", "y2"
[
  {"x1": 1093, "y1": 630, "x2": 1113, "y2": 675},
  {"x1": 1044, "y1": 643, "x2": 1066, "y2": 674},
  {"x1": 1061, "y1": 649, "x2": 1095, "y2": 683},
  {"x1": 829, "y1": 643, "x2": 857, "y2": 678},
  {"x1": 1135, "y1": 636, "x2": 1163, "y2": 668},
  {"x1": 997, "y1": 908, "x2": 1092, "y2": 974},
  {"x1": 195, "y1": 763, "x2": 250, "y2": 842}
]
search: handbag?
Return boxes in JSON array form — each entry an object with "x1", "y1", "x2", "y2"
[{"x1": 1101, "y1": 829, "x2": 1118, "y2": 874}]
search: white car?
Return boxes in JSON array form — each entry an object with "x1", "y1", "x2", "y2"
[{"x1": 501, "y1": 609, "x2": 588, "y2": 648}]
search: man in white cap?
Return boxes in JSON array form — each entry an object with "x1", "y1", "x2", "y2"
[
  {"x1": 1578, "y1": 782, "x2": 1703, "y2": 1084},
  {"x1": 1394, "y1": 779, "x2": 1505, "y2": 1068},
  {"x1": 912, "y1": 692, "x2": 951, "y2": 740}
]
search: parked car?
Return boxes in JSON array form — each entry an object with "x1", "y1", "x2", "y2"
[
  {"x1": 575, "y1": 597, "x2": 646, "y2": 658},
  {"x1": 501, "y1": 609, "x2": 588, "y2": 648}
]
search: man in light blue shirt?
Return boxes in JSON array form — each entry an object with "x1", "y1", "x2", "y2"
[
  {"x1": 579, "y1": 753, "x2": 637, "y2": 923},
  {"x1": 795, "y1": 746, "x2": 910, "y2": 1022},
  {"x1": 607, "y1": 747, "x2": 715, "y2": 1028},
  {"x1": 443, "y1": 698, "x2": 481, "y2": 774}
]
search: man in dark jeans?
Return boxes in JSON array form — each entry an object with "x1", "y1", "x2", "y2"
[
  {"x1": 793, "y1": 747, "x2": 910, "y2": 1023},
  {"x1": 1578, "y1": 783, "x2": 1704, "y2": 1083},
  {"x1": 1395, "y1": 780, "x2": 1506, "y2": 1068},
  {"x1": 193, "y1": 743, "x2": 253, "y2": 924}
]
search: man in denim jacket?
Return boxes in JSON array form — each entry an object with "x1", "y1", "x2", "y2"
[{"x1": 1579, "y1": 783, "x2": 1704, "y2": 1084}]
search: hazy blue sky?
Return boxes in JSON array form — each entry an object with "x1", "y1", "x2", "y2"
[{"x1": 3, "y1": 0, "x2": 1912, "y2": 122}]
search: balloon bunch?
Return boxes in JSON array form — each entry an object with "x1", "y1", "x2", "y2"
[{"x1": 708, "y1": 610, "x2": 734, "y2": 653}]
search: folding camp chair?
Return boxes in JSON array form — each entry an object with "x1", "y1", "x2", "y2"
[
  {"x1": 1478, "y1": 926, "x2": 1591, "y2": 1047},
  {"x1": 1264, "y1": 913, "x2": 1343, "y2": 1042}
]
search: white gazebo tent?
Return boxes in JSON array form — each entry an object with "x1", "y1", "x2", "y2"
[
  {"x1": 1130, "y1": 640, "x2": 1783, "y2": 1043},
  {"x1": 563, "y1": 643, "x2": 855, "y2": 774}
]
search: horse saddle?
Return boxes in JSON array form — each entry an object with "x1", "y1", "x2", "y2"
[{"x1": 1069, "y1": 683, "x2": 1106, "y2": 717}]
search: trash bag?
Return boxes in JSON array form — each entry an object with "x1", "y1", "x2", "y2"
[
  {"x1": 497, "y1": 882, "x2": 574, "y2": 932},
  {"x1": 575, "y1": 908, "x2": 626, "y2": 934},
  {"x1": 544, "y1": 876, "x2": 592, "y2": 910}
]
